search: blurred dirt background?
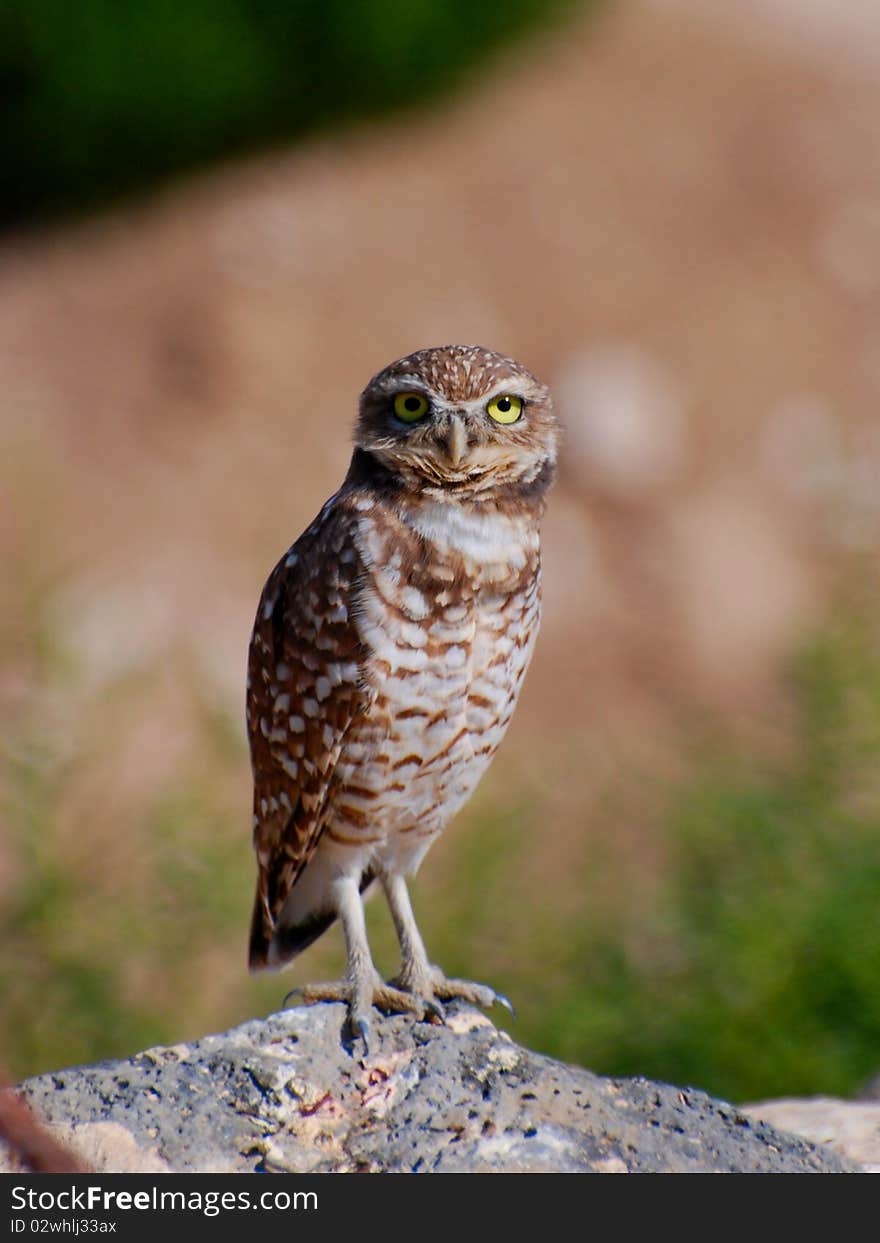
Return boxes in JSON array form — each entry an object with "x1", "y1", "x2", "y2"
[{"x1": 2, "y1": 0, "x2": 880, "y2": 1100}]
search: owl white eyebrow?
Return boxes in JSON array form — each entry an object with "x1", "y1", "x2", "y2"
[
  {"x1": 478, "y1": 380, "x2": 530, "y2": 403},
  {"x1": 456, "y1": 386, "x2": 529, "y2": 416},
  {"x1": 381, "y1": 375, "x2": 432, "y2": 394}
]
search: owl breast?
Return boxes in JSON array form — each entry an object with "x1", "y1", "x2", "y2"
[{"x1": 323, "y1": 495, "x2": 541, "y2": 872}]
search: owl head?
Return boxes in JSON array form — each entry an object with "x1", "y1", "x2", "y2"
[{"x1": 354, "y1": 345, "x2": 558, "y2": 500}]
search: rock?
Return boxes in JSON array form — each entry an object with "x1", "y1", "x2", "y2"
[
  {"x1": 0, "y1": 1005, "x2": 851, "y2": 1173},
  {"x1": 745, "y1": 1097, "x2": 880, "y2": 1172}
]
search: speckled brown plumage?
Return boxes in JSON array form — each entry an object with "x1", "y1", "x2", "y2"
[{"x1": 246, "y1": 345, "x2": 557, "y2": 1047}]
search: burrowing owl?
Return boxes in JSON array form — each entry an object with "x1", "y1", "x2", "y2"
[{"x1": 247, "y1": 344, "x2": 557, "y2": 1048}]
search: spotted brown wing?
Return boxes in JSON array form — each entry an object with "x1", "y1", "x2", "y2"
[{"x1": 246, "y1": 499, "x2": 372, "y2": 968}]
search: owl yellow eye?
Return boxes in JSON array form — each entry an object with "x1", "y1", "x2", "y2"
[
  {"x1": 486, "y1": 394, "x2": 523, "y2": 425},
  {"x1": 393, "y1": 392, "x2": 429, "y2": 423}
]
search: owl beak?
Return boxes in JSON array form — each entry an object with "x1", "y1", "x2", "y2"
[{"x1": 441, "y1": 416, "x2": 468, "y2": 468}]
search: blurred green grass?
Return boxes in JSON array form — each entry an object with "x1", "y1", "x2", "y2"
[
  {"x1": 0, "y1": 0, "x2": 581, "y2": 226},
  {"x1": 507, "y1": 613, "x2": 880, "y2": 1102},
  {"x1": 3, "y1": 594, "x2": 879, "y2": 1102}
]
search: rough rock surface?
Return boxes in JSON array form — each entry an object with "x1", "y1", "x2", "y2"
[
  {"x1": 745, "y1": 1097, "x2": 880, "y2": 1173},
  {"x1": 1, "y1": 1006, "x2": 851, "y2": 1173}
]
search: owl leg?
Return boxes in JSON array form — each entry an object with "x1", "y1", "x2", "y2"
[
  {"x1": 290, "y1": 876, "x2": 433, "y2": 1051},
  {"x1": 334, "y1": 874, "x2": 376, "y2": 1043},
  {"x1": 382, "y1": 873, "x2": 514, "y2": 1017}
]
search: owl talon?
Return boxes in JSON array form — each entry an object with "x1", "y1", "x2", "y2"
[
  {"x1": 427, "y1": 972, "x2": 514, "y2": 1016},
  {"x1": 354, "y1": 1015, "x2": 371, "y2": 1056},
  {"x1": 423, "y1": 997, "x2": 446, "y2": 1022}
]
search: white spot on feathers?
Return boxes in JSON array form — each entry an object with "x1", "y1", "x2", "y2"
[{"x1": 400, "y1": 586, "x2": 430, "y2": 620}]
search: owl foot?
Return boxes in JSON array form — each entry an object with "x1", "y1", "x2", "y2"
[
  {"x1": 283, "y1": 976, "x2": 441, "y2": 1054},
  {"x1": 288, "y1": 978, "x2": 430, "y2": 1015},
  {"x1": 431, "y1": 975, "x2": 515, "y2": 1017},
  {"x1": 391, "y1": 967, "x2": 515, "y2": 1018}
]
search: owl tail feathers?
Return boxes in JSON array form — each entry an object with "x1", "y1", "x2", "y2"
[
  {"x1": 248, "y1": 892, "x2": 276, "y2": 970},
  {"x1": 247, "y1": 868, "x2": 377, "y2": 972},
  {"x1": 248, "y1": 895, "x2": 339, "y2": 972}
]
